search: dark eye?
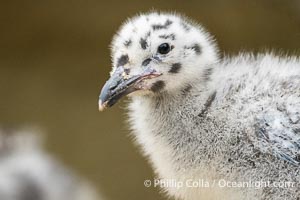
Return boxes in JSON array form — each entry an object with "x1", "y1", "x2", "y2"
[{"x1": 158, "y1": 43, "x2": 171, "y2": 54}]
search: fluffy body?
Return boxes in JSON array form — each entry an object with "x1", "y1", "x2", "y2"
[
  {"x1": 110, "y1": 12, "x2": 300, "y2": 199},
  {"x1": 129, "y1": 54, "x2": 300, "y2": 200}
]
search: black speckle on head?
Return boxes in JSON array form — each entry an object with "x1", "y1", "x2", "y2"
[
  {"x1": 159, "y1": 33, "x2": 175, "y2": 40},
  {"x1": 191, "y1": 44, "x2": 202, "y2": 55},
  {"x1": 152, "y1": 24, "x2": 164, "y2": 30},
  {"x1": 180, "y1": 21, "x2": 191, "y2": 32},
  {"x1": 124, "y1": 39, "x2": 132, "y2": 47},
  {"x1": 117, "y1": 54, "x2": 129, "y2": 67},
  {"x1": 140, "y1": 38, "x2": 148, "y2": 49},
  {"x1": 151, "y1": 81, "x2": 165, "y2": 93},
  {"x1": 169, "y1": 63, "x2": 182, "y2": 73},
  {"x1": 142, "y1": 58, "x2": 152, "y2": 66},
  {"x1": 165, "y1": 19, "x2": 173, "y2": 26},
  {"x1": 152, "y1": 19, "x2": 173, "y2": 30},
  {"x1": 185, "y1": 43, "x2": 202, "y2": 55}
]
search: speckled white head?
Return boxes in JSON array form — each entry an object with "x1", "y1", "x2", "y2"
[{"x1": 99, "y1": 12, "x2": 218, "y2": 110}]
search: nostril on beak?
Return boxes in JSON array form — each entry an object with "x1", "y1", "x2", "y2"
[
  {"x1": 109, "y1": 85, "x2": 117, "y2": 91},
  {"x1": 109, "y1": 79, "x2": 120, "y2": 91}
]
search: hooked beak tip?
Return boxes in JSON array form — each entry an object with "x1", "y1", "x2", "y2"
[{"x1": 98, "y1": 99, "x2": 107, "y2": 112}]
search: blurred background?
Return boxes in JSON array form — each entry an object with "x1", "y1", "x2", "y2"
[{"x1": 0, "y1": 0, "x2": 300, "y2": 199}]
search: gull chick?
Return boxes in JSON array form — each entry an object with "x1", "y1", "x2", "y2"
[{"x1": 99, "y1": 12, "x2": 300, "y2": 200}]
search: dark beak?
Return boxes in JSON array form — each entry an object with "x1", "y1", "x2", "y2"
[{"x1": 98, "y1": 66, "x2": 161, "y2": 111}]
